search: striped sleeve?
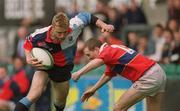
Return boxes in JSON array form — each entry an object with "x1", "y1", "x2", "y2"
[
  {"x1": 70, "y1": 12, "x2": 91, "y2": 29},
  {"x1": 23, "y1": 36, "x2": 33, "y2": 51}
]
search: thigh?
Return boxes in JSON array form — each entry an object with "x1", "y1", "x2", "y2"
[
  {"x1": 27, "y1": 71, "x2": 49, "y2": 102},
  {"x1": 0, "y1": 100, "x2": 13, "y2": 111},
  {"x1": 115, "y1": 86, "x2": 146, "y2": 110},
  {"x1": 146, "y1": 92, "x2": 165, "y2": 111},
  {"x1": 51, "y1": 80, "x2": 70, "y2": 103}
]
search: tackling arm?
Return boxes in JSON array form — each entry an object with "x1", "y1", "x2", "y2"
[{"x1": 72, "y1": 58, "x2": 104, "y2": 81}]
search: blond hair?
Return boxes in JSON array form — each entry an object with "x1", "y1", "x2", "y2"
[{"x1": 52, "y1": 12, "x2": 69, "y2": 28}]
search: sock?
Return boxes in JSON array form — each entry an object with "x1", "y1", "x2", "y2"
[
  {"x1": 14, "y1": 102, "x2": 28, "y2": 111},
  {"x1": 14, "y1": 97, "x2": 32, "y2": 111},
  {"x1": 54, "y1": 104, "x2": 65, "y2": 111}
]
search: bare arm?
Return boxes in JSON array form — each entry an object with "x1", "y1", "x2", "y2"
[
  {"x1": 95, "y1": 19, "x2": 114, "y2": 33},
  {"x1": 78, "y1": 58, "x2": 104, "y2": 76},
  {"x1": 81, "y1": 74, "x2": 112, "y2": 102},
  {"x1": 90, "y1": 74, "x2": 111, "y2": 92},
  {"x1": 24, "y1": 49, "x2": 32, "y2": 64},
  {"x1": 72, "y1": 58, "x2": 104, "y2": 81}
]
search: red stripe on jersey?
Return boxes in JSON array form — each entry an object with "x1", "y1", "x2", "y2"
[
  {"x1": 52, "y1": 51, "x2": 67, "y2": 66},
  {"x1": 24, "y1": 39, "x2": 33, "y2": 51}
]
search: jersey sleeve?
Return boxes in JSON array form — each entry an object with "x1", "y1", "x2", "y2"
[
  {"x1": 104, "y1": 65, "x2": 117, "y2": 77},
  {"x1": 23, "y1": 36, "x2": 33, "y2": 51},
  {"x1": 99, "y1": 46, "x2": 114, "y2": 64},
  {"x1": 70, "y1": 12, "x2": 91, "y2": 29}
]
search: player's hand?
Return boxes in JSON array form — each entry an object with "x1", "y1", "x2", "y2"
[
  {"x1": 72, "y1": 72, "x2": 81, "y2": 82},
  {"x1": 26, "y1": 57, "x2": 44, "y2": 69},
  {"x1": 81, "y1": 89, "x2": 95, "y2": 102},
  {"x1": 101, "y1": 24, "x2": 114, "y2": 33}
]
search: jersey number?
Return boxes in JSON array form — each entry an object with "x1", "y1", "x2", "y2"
[{"x1": 111, "y1": 45, "x2": 135, "y2": 54}]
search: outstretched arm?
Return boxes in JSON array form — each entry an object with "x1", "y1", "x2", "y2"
[
  {"x1": 81, "y1": 74, "x2": 112, "y2": 102},
  {"x1": 91, "y1": 14, "x2": 114, "y2": 32},
  {"x1": 71, "y1": 12, "x2": 114, "y2": 33},
  {"x1": 72, "y1": 58, "x2": 104, "y2": 82},
  {"x1": 95, "y1": 19, "x2": 114, "y2": 32}
]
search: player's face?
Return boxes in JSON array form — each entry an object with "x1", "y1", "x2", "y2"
[
  {"x1": 51, "y1": 26, "x2": 69, "y2": 41},
  {"x1": 84, "y1": 47, "x2": 99, "y2": 60}
]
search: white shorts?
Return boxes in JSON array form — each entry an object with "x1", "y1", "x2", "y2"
[{"x1": 131, "y1": 63, "x2": 166, "y2": 96}]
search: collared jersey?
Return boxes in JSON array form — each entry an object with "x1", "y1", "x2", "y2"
[
  {"x1": 24, "y1": 12, "x2": 91, "y2": 67},
  {"x1": 99, "y1": 43, "x2": 156, "y2": 82}
]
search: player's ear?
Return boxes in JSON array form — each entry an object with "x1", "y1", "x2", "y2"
[{"x1": 94, "y1": 47, "x2": 100, "y2": 52}]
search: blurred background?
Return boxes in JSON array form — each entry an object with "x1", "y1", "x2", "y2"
[{"x1": 0, "y1": 0, "x2": 179, "y2": 111}]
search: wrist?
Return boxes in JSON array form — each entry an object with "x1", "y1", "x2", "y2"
[{"x1": 90, "y1": 87, "x2": 96, "y2": 93}]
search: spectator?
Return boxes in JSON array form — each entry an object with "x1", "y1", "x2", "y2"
[
  {"x1": 137, "y1": 36, "x2": 153, "y2": 56},
  {"x1": 161, "y1": 29, "x2": 174, "y2": 64},
  {"x1": 126, "y1": 31, "x2": 139, "y2": 51},
  {"x1": 117, "y1": 2, "x2": 129, "y2": 25},
  {"x1": 0, "y1": 59, "x2": 30, "y2": 111},
  {"x1": 166, "y1": 19, "x2": 179, "y2": 33},
  {"x1": 149, "y1": 24, "x2": 165, "y2": 61},
  {"x1": 0, "y1": 64, "x2": 14, "y2": 111},
  {"x1": 13, "y1": 26, "x2": 28, "y2": 59},
  {"x1": 167, "y1": 0, "x2": 180, "y2": 24},
  {"x1": 107, "y1": 8, "x2": 123, "y2": 36},
  {"x1": 170, "y1": 31, "x2": 180, "y2": 64},
  {"x1": 126, "y1": 0, "x2": 147, "y2": 24}
]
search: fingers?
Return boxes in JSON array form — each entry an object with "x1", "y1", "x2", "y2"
[
  {"x1": 80, "y1": 91, "x2": 94, "y2": 102},
  {"x1": 71, "y1": 74, "x2": 76, "y2": 81},
  {"x1": 28, "y1": 57, "x2": 44, "y2": 68},
  {"x1": 101, "y1": 25, "x2": 114, "y2": 33},
  {"x1": 71, "y1": 73, "x2": 80, "y2": 82},
  {"x1": 81, "y1": 94, "x2": 89, "y2": 102}
]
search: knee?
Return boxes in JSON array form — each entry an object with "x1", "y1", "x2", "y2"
[
  {"x1": 54, "y1": 98, "x2": 66, "y2": 107},
  {"x1": 54, "y1": 93, "x2": 68, "y2": 106}
]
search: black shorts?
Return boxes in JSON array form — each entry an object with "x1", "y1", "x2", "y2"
[{"x1": 38, "y1": 64, "x2": 74, "y2": 82}]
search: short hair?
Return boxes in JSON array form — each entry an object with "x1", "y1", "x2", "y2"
[
  {"x1": 0, "y1": 63, "x2": 7, "y2": 71},
  {"x1": 52, "y1": 12, "x2": 69, "y2": 28},
  {"x1": 155, "y1": 23, "x2": 163, "y2": 29},
  {"x1": 85, "y1": 38, "x2": 103, "y2": 51}
]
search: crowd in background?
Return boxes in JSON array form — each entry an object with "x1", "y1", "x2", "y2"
[{"x1": 0, "y1": 0, "x2": 179, "y2": 111}]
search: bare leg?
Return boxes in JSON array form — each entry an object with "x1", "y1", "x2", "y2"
[
  {"x1": 0, "y1": 100, "x2": 12, "y2": 111},
  {"x1": 27, "y1": 71, "x2": 49, "y2": 102},
  {"x1": 113, "y1": 87, "x2": 146, "y2": 111},
  {"x1": 14, "y1": 71, "x2": 49, "y2": 111},
  {"x1": 146, "y1": 92, "x2": 164, "y2": 111},
  {"x1": 51, "y1": 80, "x2": 69, "y2": 110}
]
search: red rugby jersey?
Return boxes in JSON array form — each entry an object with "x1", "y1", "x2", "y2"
[{"x1": 99, "y1": 43, "x2": 156, "y2": 82}]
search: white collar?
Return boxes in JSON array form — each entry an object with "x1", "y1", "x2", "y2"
[{"x1": 99, "y1": 43, "x2": 108, "y2": 54}]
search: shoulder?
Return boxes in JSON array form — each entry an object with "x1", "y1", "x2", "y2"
[
  {"x1": 27, "y1": 26, "x2": 51, "y2": 41},
  {"x1": 69, "y1": 12, "x2": 91, "y2": 29},
  {"x1": 31, "y1": 26, "x2": 50, "y2": 38}
]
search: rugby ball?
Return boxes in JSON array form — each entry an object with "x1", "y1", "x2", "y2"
[{"x1": 31, "y1": 47, "x2": 54, "y2": 70}]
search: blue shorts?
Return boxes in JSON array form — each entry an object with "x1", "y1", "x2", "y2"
[{"x1": 41, "y1": 64, "x2": 74, "y2": 82}]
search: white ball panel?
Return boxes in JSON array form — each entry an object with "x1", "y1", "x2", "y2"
[{"x1": 31, "y1": 48, "x2": 53, "y2": 66}]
